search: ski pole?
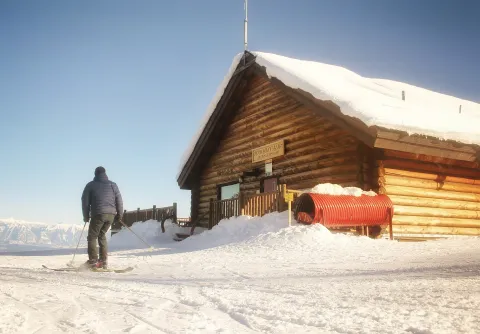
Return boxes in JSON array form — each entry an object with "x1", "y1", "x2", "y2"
[
  {"x1": 70, "y1": 220, "x2": 88, "y2": 265},
  {"x1": 118, "y1": 219, "x2": 154, "y2": 250}
]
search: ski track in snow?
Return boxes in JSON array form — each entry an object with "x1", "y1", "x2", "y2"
[{"x1": 1, "y1": 213, "x2": 480, "y2": 333}]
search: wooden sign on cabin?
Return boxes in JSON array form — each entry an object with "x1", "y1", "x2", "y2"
[{"x1": 252, "y1": 140, "x2": 285, "y2": 163}]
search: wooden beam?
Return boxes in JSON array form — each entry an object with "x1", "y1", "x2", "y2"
[
  {"x1": 377, "y1": 129, "x2": 477, "y2": 154},
  {"x1": 374, "y1": 129, "x2": 478, "y2": 162}
]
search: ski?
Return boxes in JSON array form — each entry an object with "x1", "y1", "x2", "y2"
[
  {"x1": 90, "y1": 266, "x2": 134, "y2": 273},
  {"x1": 42, "y1": 265, "x2": 133, "y2": 273}
]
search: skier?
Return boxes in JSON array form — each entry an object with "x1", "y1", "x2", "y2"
[{"x1": 81, "y1": 166, "x2": 123, "y2": 269}]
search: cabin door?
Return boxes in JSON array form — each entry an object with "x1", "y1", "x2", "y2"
[{"x1": 262, "y1": 177, "x2": 278, "y2": 193}]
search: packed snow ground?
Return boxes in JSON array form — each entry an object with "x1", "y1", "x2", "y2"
[{"x1": 1, "y1": 213, "x2": 479, "y2": 334}]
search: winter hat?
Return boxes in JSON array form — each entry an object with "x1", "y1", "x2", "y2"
[{"x1": 94, "y1": 166, "x2": 106, "y2": 176}]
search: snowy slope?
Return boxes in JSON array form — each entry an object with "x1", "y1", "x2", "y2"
[
  {"x1": 178, "y1": 51, "x2": 480, "y2": 177},
  {"x1": 1, "y1": 212, "x2": 479, "y2": 333},
  {"x1": 0, "y1": 218, "x2": 88, "y2": 249}
]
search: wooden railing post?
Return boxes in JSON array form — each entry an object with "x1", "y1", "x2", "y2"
[
  {"x1": 152, "y1": 205, "x2": 156, "y2": 221},
  {"x1": 173, "y1": 202, "x2": 177, "y2": 223},
  {"x1": 278, "y1": 184, "x2": 283, "y2": 212},
  {"x1": 218, "y1": 200, "x2": 221, "y2": 225},
  {"x1": 209, "y1": 198, "x2": 214, "y2": 230},
  {"x1": 238, "y1": 192, "x2": 244, "y2": 216},
  {"x1": 136, "y1": 208, "x2": 140, "y2": 223}
]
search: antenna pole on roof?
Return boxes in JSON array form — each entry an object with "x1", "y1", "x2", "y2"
[{"x1": 244, "y1": 0, "x2": 248, "y2": 53}]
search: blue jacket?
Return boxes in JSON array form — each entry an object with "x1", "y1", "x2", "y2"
[{"x1": 81, "y1": 173, "x2": 123, "y2": 220}]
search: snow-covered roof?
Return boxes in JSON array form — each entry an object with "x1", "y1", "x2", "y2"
[{"x1": 178, "y1": 51, "x2": 480, "y2": 178}]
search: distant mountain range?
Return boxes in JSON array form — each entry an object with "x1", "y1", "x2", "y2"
[{"x1": 0, "y1": 218, "x2": 88, "y2": 247}]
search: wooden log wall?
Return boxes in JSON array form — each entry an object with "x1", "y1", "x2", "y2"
[
  {"x1": 377, "y1": 149, "x2": 480, "y2": 236},
  {"x1": 196, "y1": 73, "x2": 362, "y2": 220}
]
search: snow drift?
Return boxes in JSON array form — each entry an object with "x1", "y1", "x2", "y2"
[
  {"x1": 304, "y1": 183, "x2": 377, "y2": 196},
  {"x1": 109, "y1": 219, "x2": 177, "y2": 250},
  {"x1": 181, "y1": 211, "x2": 294, "y2": 250}
]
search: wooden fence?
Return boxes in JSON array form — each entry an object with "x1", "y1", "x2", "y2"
[
  {"x1": 209, "y1": 197, "x2": 240, "y2": 229},
  {"x1": 207, "y1": 186, "x2": 298, "y2": 229},
  {"x1": 112, "y1": 203, "x2": 180, "y2": 233},
  {"x1": 242, "y1": 191, "x2": 285, "y2": 217},
  {"x1": 113, "y1": 186, "x2": 300, "y2": 237}
]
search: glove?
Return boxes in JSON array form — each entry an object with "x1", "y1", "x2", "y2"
[
  {"x1": 115, "y1": 214, "x2": 122, "y2": 223},
  {"x1": 83, "y1": 217, "x2": 90, "y2": 223}
]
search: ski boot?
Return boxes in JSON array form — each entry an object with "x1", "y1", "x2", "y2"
[
  {"x1": 95, "y1": 260, "x2": 108, "y2": 270},
  {"x1": 82, "y1": 259, "x2": 98, "y2": 269}
]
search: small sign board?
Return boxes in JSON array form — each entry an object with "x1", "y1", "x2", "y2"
[
  {"x1": 284, "y1": 193, "x2": 294, "y2": 202},
  {"x1": 265, "y1": 161, "x2": 272, "y2": 176},
  {"x1": 252, "y1": 140, "x2": 284, "y2": 163}
]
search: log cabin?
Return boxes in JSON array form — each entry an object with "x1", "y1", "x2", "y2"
[{"x1": 177, "y1": 51, "x2": 480, "y2": 237}]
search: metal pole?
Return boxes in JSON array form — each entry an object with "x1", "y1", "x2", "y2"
[
  {"x1": 118, "y1": 219, "x2": 154, "y2": 250},
  {"x1": 244, "y1": 0, "x2": 248, "y2": 52},
  {"x1": 69, "y1": 221, "x2": 88, "y2": 266}
]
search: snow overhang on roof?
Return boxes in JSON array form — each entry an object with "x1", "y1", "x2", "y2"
[{"x1": 177, "y1": 51, "x2": 480, "y2": 187}]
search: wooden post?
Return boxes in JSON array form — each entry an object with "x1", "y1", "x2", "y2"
[
  {"x1": 288, "y1": 200, "x2": 292, "y2": 227},
  {"x1": 278, "y1": 184, "x2": 283, "y2": 212},
  {"x1": 173, "y1": 202, "x2": 177, "y2": 223},
  {"x1": 209, "y1": 198, "x2": 214, "y2": 230},
  {"x1": 388, "y1": 208, "x2": 393, "y2": 241},
  {"x1": 238, "y1": 192, "x2": 244, "y2": 216},
  {"x1": 152, "y1": 205, "x2": 156, "y2": 221},
  {"x1": 136, "y1": 208, "x2": 140, "y2": 223}
]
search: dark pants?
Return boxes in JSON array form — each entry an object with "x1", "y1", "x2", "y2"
[{"x1": 87, "y1": 213, "x2": 114, "y2": 262}]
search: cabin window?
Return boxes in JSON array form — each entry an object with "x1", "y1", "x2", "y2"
[
  {"x1": 262, "y1": 177, "x2": 278, "y2": 193},
  {"x1": 218, "y1": 182, "x2": 240, "y2": 200}
]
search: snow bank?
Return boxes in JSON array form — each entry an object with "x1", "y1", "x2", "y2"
[
  {"x1": 178, "y1": 51, "x2": 480, "y2": 176},
  {"x1": 0, "y1": 218, "x2": 88, "y2": 248},
  {"x1": 176, "y1": 184, "x2": 378, "y2": 251},
  {"x1": 182, "y1": 212, "x2": 292, "y2": 249},
  {"x1": 177, "y1": 210, "x2": 379, "y2": 254},
  {"x1": 109, "y1": 219, "x2": 179, "y2": 250}
]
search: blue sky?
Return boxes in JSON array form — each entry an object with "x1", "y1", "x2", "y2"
[{"x1": 1, "y1": 0, "x2": 479, "y2": 224}]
